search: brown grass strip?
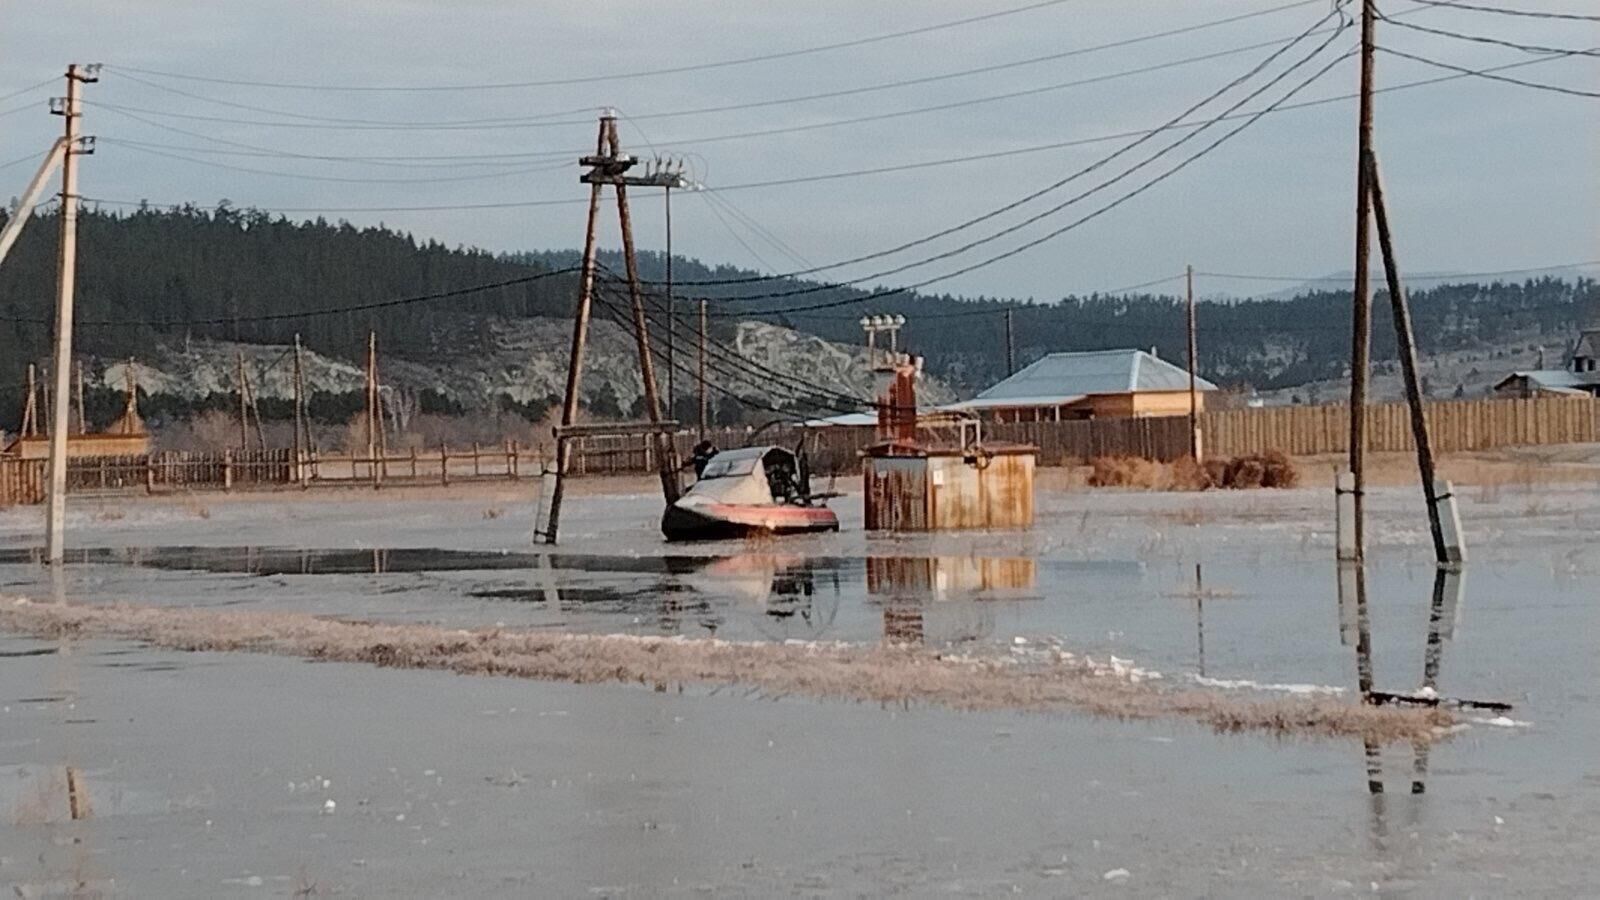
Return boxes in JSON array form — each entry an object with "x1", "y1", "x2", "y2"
[{"x1": 0, "y1": 597, "x2": 1451, "y2": 744}]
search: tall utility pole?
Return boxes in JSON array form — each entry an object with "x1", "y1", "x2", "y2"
[
  {"x1": 1004, "y1": 309, "x2": 1016, "y2": 377},
  {"x1": 1185, "y1": 264, "x2": 1200, "y2": 460},
  {"x1": 664, "y1": 182, "x2": 674, "y2": 418},
  {"x1": 45, "y1": 63, "x2": 98, "y2": 565},
  {"x1": 236, "y1": 351, "x2": 250, "y2": 451},
  {"x1": 540, "y1": 114, "x2": 684, "y2": 544},
  {"x1": 292, "y1": 334, "x2": 307, "y2": 486},
  {"x1": 1347, "y1": 0, "x2": 1377, "y2": 562},
  {"x1": 697, "y1": 298, "x2": 708, "y2": 436}
]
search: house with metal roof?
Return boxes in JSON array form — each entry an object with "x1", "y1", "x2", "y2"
[
  {"x1": 1494, "y1": 327, "x2": 1600, "y2": 398},
  {"x1": 947, "y1": 348, "x2": 1216, "y2": 422}
]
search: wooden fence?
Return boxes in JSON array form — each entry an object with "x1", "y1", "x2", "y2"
[
  {"x1": 3, "y1": 396, "x2": 1594, "y2": 505},
  {"x1": 1201, "y1": 395, "x2": 1600, "y2": 457}
]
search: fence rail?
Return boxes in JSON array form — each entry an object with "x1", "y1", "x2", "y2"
[{"x1": 3, "y1": 396, "x2": 1595, "y2": 506}]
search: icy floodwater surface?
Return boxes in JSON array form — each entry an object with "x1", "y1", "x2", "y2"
[{"x1": 1, "y1": 485, "x2": 1596, "y2": 895}]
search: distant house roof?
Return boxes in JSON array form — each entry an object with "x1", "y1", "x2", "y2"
[
  {"x1": 951, "y1": 349, "x2": 1216, "y2": 410},
  {"x1": 1573, "y1": 328, "x2": 1600, "y2": 361},
  {"x1": 1494, "y1": 369, "x2": 1600, "y2": 395}
]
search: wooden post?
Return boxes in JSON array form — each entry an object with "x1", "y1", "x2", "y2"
[
  {"x1": 1347, "y1": 0, "x2": 1377, "y2": 563},
  {"x1": 1004, "y1": 308, "x2": 1016, "y2": 377},
  {"x1": 223, "y1": 449, "x2": 234, "y2": 492},
  {"x1": 440, "y1": 443, "x2": 450, "y2": 486},
  {"x1": 697, "y1": 297, "x2": 709, "y2": 437},
  {"x1": 292, "y1": 334, "x2": 307, "y2": 487},
  {"x1": 509, "y1": 440, "x2": 520, "y2": 480},
  {"x1": 612, "y1": 119, "x2": 681, "y2": 505},
  {"x1": 1366, "y1": 149, "x2": 1451, "y2": 566},
  {"x1": 541, "y1": 116, "x2": 608, "y2": 545},
  {"x1": 473, "y1": 441, "x2": 481, "y2": 477},
  {"x1": 1185, "y1": 264, "x2": 1200, "y2": 460},
  {"x1": 410, "y1": 446, "x2": 418, "y2": 479},
  {"x1": 236, "y1": 351, "x2": 250, "y2": 452},
  {"x1": 145, "y1": 455, "x2": 155, "y2": 494}
]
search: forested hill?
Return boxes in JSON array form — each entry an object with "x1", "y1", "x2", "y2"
[{"x1": 2, "y1": 206, "x2": 1595, "y2": 394}]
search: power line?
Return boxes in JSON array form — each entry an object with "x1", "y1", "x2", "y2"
[
  {"x1": 1198, "y1": 259, "x2": 1600, "y2": 281},
  {"x1": 98, "y1": 3, "x2": 1327, "y2": 134},
  {"x1": 0, "y1": 78, "x2": 56, "y2": 104},
  {"x1": 673, "y1": 21, "x2": 1354, "y2": 307},
  {"x1": 0, "y1": 268, "x2": 579, "y2": 328},
  {"x1": 100, "y1": 0, "x2": 1083, "y2": 92},
  {"x1": 0, "y1": 148, "x2": 52, "y2": 173},
  {"x1": 76, "y1": 42, "x2": 1578, "y2": 218},
  {"x1": 691, "y1": 46, "x2": 1354, "y2": 317},
  {"x1": 1378, "y1": 44, "x2": 1600, "y2": 98},
  {"x1": 1403, "y1": 0, "x2": 1600, "y2": 22},
  {"x1": 85, "y1": 30, "x2": 1337, "y2": 136},
  {"x1": 100, "y1": 139, "x2": 575, "y2": 185},
  {"x1": 659, "y1": 6, "x2": 1352, "y2": 291},
  {"x1": 1378, "y1": 14, "x2": 1600, "y2": 57}
]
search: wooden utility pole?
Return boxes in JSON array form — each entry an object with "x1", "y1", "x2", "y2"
[
  {"x1": 1004, "y1": 309, "x2": 1016, "y2": 377},
  {"x1": 539, "y1": 113, "x2": 683, "y2": 544},
  {"x1": 1366, "y1": 150, "x2": 1448, "y2": 565},
  {"x1": 542, "y1": 120, "x2": 608, "y2": 545},
  {"x1": 1186, "y1": 264, "x2": 1200, "y2": 460},
  {"x1": 1347, "y1": 0, "x2": 1377, "y2": 562},
  {"x1": 698, "y1": 298, "x2": 708, "y2": 437},
  {"x1": 615, "y1": 160, "x2": 679, "y2": 507},
  {"x1": 665, "y1": 184, "x2": 675, "y2": 417},
  {"x1": 236, "y1": 351, "x2": 250, "y2": 451},
  {"x1": 292, "y1": 334, "x2": 306, "y2": 485},
  {"x1": 365, "y1": 331, "x2": 383, "y2": 487},
  {"x1": 45, "y1": 63, "x2": 97, "y2": 564}
]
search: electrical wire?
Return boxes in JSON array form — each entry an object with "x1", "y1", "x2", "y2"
[
  {"x1": 85, "y1": 31, "x2": 1340, "y2": 136},
  {"x1": 1378, "y1": 14, "x2": 1600, "y2": 57},
  {"x1": 1198, "y1": 259, "x2": 1600, "y2": 281},
  {"x1": 657, "y1": 5, "x2": 1351, "y2": 290},
  {"x1": 0, "y1": 148, "x2": 52, "y2": 173},
  {"x1": 0, "y1": 78, "x2": 57, "y2": 104},
  {"x1": 96, "y1": 5, "x2": 1333, "y2": 134},
  {"x1": 687, "y1": 45, "x2": 1353, "y2": 317},
  {"x1": 0, "y1": 268, "x2": 579, "y2": 328},
  {"x1": 1377, "y1": 45, "x2": 1600, "y2": 97},
  {"x1": 1403, "y1": 0, "x2": 1600, "y2": 22},
  {"x1": 592, "y1": 288, "x2": 871, "y2": 417},
  {"x1": 75, "y1": 45, "x2": 1578, "y2": 217},
  {"x1": 98, "y1": 0, "x2": 1083, "y2": 92},
  {"x1": 100, "y1": 139, "x2": 576, "y2": 185},
  {"x1": 668, "y1": 23, "x2": 1354, "y2": 307}
]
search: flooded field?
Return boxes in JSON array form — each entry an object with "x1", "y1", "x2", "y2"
[{"x1": 1, "y1": 482, "x2": 1596, "y2": 895}]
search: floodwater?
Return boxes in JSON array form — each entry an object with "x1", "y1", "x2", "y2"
[{"x1": 1, "y1": 484, "x2": 1597, "y2": 895}]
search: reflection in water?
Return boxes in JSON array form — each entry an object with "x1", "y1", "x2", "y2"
[
  {"x1": 866, "y1": 556, "x2": 1037, "y2": 645},
  {"x1": 1352, "y1": 564, "x2": 1466, "y2": 857}
]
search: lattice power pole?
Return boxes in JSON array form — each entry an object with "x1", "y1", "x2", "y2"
[{"x1": 537, "y1": 113, "x2": 687, "y2": 545}]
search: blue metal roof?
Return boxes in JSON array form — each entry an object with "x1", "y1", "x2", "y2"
[{"x1": 968, "y1": 349, "x2": 1215, "y2": 406}]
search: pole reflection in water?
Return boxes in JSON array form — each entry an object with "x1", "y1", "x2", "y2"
[{"x1": 1348, "y1": 564, "x2": 1465, "y2": 853}]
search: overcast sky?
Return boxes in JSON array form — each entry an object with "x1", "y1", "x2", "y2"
[{"x1": 3, "y1": 0, "x2": 1596, "y2": 300}]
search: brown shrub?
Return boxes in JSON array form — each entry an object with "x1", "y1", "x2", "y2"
[
  {"x1": 1168, "y1": 455, "x2": 1214, "y2": 491},
  {"x1": 1227, "y1": 456, "x2": 1266, "y2": 489},
  {"x1": 1259, "y1": 450, "x2": 1300, "y2": 488},
  {"x1": 1088, "y1": 456, "x2": 1167, "y2": 489}
]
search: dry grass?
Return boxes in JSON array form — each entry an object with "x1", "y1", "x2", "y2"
[
  {"x1": 1087, "y1": 452, "x2": 1300, "y2": 492},
  {"x1": 0, "y1": 597, "x2": 1451, "y2": 745}
]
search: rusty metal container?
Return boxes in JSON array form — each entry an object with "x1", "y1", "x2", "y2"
[{"x1": 862, "y1": 444, "x2": 1035, "y2": 531}]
